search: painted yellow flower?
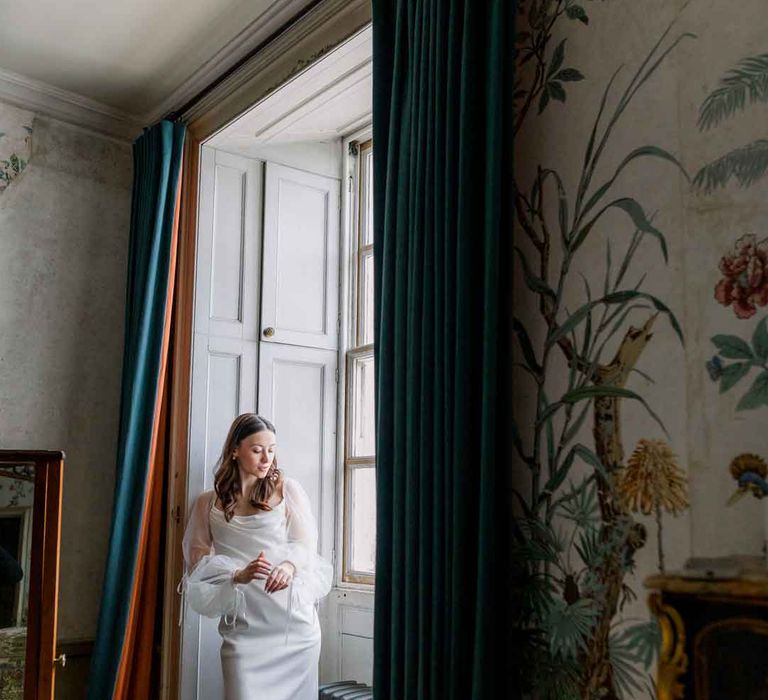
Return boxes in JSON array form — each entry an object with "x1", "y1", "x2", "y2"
[
  {"x1": 618, "y1": 439, "x2": 689, "y2": 515},
  {"x1": 729, "y1": 453, "x2": 767, "y2": 480},
  {"x1": 727, "y1": 453, "x2": 768, "y2": 504}
]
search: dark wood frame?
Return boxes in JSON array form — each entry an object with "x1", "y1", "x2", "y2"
[
  {"x1": 0, "y1": 450, "x2": 64, "y2": 700},
  {"x1": 159, "y1": 3, "x2": 371, "y2": 698}
]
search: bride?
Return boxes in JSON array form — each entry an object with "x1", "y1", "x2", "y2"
[{"x1": 181, "y1": 413, "x2": 333, "y2": 700}]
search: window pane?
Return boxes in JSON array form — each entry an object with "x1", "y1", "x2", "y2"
[
  {"x1": 351, "y1": 352, "x2": 376, "y2": 457},
  {"x1": 361, "y1": 149, "x2": 374, "y2": 246},
  {"x1": 350, "y1": 466, "x2": 376, "y2": 574},
  {"x1": 360, "y1": 249, "x2": 374, "y2": 345}
]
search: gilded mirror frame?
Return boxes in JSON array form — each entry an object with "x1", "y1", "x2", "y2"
[{"x1": 0, "y1": 450, "x2": 64, "y2": 700}]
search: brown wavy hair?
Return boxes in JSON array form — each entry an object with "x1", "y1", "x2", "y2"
[{"x1": 213, "y1": 413, "x2": 283, "y2": 522}]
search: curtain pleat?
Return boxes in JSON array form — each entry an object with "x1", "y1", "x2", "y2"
[
  {"x1": 87, "y1": 120, "x2": 185, "y2": 700},
  {"x1": 118, "y1": 371, "x2": 170, "y2": 699},
  {"x1": 372, "y1": 1, "x2": 514, "y2": 698}
]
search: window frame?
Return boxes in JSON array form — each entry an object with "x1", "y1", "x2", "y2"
[{"x1": 337, "y1": 135, "x2": 376, "y2": 587}]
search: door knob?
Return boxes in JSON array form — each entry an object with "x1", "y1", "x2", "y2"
[
  {"x1": 54, "y1": 653, "x2": 66, "y2": 668},
  {"x1": 263, "y1": 327, "x2": 275, "y2": 337}
]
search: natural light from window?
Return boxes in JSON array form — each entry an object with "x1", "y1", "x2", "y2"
[{"x1": 344, "y1": 140, "x2": 376, "y2": 584}]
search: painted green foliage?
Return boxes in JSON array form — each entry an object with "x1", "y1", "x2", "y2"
[
  {"x1": 697, "y1": 53, "x2": 768, "y2": 409},
  {"x1": 707, "y1": 315, "x2": 768, "y2": 410},
  {"x1": 694, "y1": 53, "x2": 768, "y2": 192},
  {"x1": 512, "y1": 1, "x2": 690, "y2": 698},
  {"x1": 0, "y1": 125, "x2": 31, "y2": 193}
]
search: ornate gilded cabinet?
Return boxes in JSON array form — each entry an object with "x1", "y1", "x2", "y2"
[{"x1": 647, "y1": 564, "x2": 768, "y2": 700}]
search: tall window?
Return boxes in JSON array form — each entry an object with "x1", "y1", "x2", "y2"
[{"x1": 343, "y1": 140, "x2": 375, "y2": 585}]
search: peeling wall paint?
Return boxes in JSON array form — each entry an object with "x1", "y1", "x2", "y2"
[{"x1": 0, "y1": 101, "x2": 132, "y2": 643}]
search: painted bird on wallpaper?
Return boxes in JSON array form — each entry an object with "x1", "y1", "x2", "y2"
[{"x1": 727, "y1": 453, "x2": 768, "y2": 503}]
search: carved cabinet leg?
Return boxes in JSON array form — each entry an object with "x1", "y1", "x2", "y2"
[{"x1": 649, "y1": 593, "x2": 688, "y2": 700}]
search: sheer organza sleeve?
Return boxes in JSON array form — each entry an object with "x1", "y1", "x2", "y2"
[
  {"x1": 179, "y1": 491, "x2": 244, "y2": 622},
  {"x1": 182, "y1": 490, "x2": 215, "y2": 570},
  {"x1": 281, "y1": 477, "x2": 333, "y2": 606}
]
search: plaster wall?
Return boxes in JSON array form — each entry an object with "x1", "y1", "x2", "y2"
[{"x1": 0, "y1": 100, "x2": 131, "y2": 650}]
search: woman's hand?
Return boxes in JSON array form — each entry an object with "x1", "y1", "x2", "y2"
[
  {"x1": 233, "y1": 551, "x2": 272, "y2": 585},
  {"x1": 265, "y1": 561, "x2": 296, "y2": 593}
]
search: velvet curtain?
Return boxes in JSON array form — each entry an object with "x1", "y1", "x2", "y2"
[
  {"x1": 87, "y1": 120, "x2": 185, "y2": 700},
  {"x1": 372, "y1": 0, "x2": 514, "y2": 698}
]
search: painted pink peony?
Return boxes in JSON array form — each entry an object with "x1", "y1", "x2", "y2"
[{"x1": 715, "y1": 234, "x2": 768, "y2": 319}]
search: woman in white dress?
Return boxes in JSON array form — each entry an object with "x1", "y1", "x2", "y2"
[{"x1": 181, "y1": 413, "x2": 333, "y2": 700}]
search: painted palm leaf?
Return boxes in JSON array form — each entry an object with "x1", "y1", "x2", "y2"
[
  {"x1": 545, "y1": 598, "x2": 598, "y2": 659},
  {"x1": 693, "y1": 139, "x2": 768, "y2": 192},
  {"x1": 698, "y1": 53, "x2": 768, "y2": 130}
]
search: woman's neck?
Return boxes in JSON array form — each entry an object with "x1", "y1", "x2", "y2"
[{"x1": 238, "y1": 470, "x2": 260, "y2": 499}]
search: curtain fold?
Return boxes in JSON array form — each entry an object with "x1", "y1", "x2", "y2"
[
  {"x1": 88, "y1": 120, "x2": 185, "y2": 700},
  {"x1": 372, "y1": 1, "x2": 514, "y2": 698}
]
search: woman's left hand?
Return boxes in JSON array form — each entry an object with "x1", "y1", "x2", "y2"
[{"x1": 265, "y1": 561, "x2": 296, "y2": 593}]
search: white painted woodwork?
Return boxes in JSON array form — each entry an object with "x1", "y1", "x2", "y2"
[
  {"x1": 207, "y1": 27, "x2": 372, "y2": 148},
  {"x1": 257, "y1": 341, "x2": 338, "y2": 560},
  {"x1": 184, "y1": 149, "x2": 343, "y2": 699},
  {"x1": 183, "y1": 146, "x2": 262, "y2": 700},
  {"x1": 322, "y1": 130, "x2": 376, "y2": 687},
  {"x1": 261, "y1": 163, "x2": 340, "y2": 350},
  {"x1": 212, "y1": 140, "x2": 345, "y2": 181},
  {"x1": 183, "y1": 40, "x2": 375, "y2": 688},
  {"x1": 195, "y1": 147, "x2": 261, "y2": 342},
  {"x1": 341, "y1": 635, "x2": 374, "y2": 686},
  {"x1": 319, "y1": 589, "x2": 375, "y2": 685},
  {"x1": 183, "y1": 347, "x2": 258, "y2": 699}
]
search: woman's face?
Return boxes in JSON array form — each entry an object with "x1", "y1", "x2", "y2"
[{"x1": 233, "y1": 430, "x2": 276, "y2": 480}]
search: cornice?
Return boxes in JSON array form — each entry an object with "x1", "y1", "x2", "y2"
[
  {"x1": 0, "y1": 68, "x2": 142, "y2": 143},
  {"x1": 0, "y1": 0, "x2": 339, "y2": 144},
  {"x1": 181, "y1": 0, "x2": 372, "y2": 139}
]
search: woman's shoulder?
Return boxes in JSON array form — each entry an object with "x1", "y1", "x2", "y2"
[
  {"x1": 282, "y1": 475, "x2": 310, "y2": 504},
  {"x1": 195, "y1": 489, "x2": 217, "y2": 510},
  {"x1": 282, "y1": 475, "x2": 303, "y2": 493}
]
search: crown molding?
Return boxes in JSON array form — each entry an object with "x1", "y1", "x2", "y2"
[
  {"x1": 0, "y1": 68, "x2": 143, "y2": 143},
  {"x1": 0, "y1": 0, "x2": 371, "y2": 145},
  {"x1": 0, "y1": 0, "x2": 321, "y2": 144},
  {"x1": 206, "y1": 26, "x2": 371, "y2": 146},
  {"x1": 144, "y1": 0, "x2": 316, "y2": 126},
  {"x1": 181, "y1": 0, "x2": 372, "y2": 140}
]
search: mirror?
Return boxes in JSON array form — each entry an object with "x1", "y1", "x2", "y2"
[
  {"x1": 0, "y1": 451, "x2": 63, "y2": 700},
  {"x1": 0, "y1": 463, "x2": 35, "y2": 697}
]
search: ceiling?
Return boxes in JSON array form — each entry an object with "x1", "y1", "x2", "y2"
[{"x1": 0, "y1": 0, "x2": 315, "y2": 118}]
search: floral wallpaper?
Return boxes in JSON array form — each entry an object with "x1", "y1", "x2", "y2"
[
  {"x1": 714, "y1": 235, "x2": 768, "y2": 321},
  {"x1": 512, "y1": 0, "x2": 768, "y2": 697},
  {"x1": 707, "y1": 237, "x2": 768, "y2": 411},
  {"x1": 0, "y1": 104, "x2": 33, "y2": 195},
  {"x1": 0, "y1": 466, "x2": 34, "y2": 509},
  {"x1": 691, "y1": 48, "x2": 768, "y2": 511}
]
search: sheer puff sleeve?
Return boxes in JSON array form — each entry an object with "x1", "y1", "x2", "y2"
[
  {"x1": 280, "y1": 477, "x2": 333, "y2": 607},
  {"x1": 179, "y1": 490, "x2": 244, "y2": 622}
]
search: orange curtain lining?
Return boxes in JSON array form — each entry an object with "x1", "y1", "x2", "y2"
[{"x1": 113, "y1": 167, "x2": 182, "y2": 700}]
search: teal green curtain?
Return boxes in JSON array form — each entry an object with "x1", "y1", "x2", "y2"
[
  {"x1": 372, "y1": 0, "x2": 514, "y2": 697},
  {"x1": 88, "y1": 120, "x2": 185, "y2": 700}
]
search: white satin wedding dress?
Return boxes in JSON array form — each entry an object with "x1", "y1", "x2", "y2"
[{"x1": 180, "y1": 477, "x2": 333, "y2": 700}]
